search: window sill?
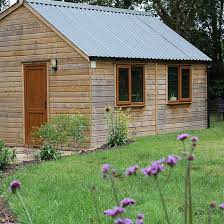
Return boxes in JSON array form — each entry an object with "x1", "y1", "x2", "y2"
[
  {"x1": 167, "y1": 101, "x2": 192, "y2": 105},
  {"x1": 116, "y1": 104, "x2": 145, "y2": 108}
]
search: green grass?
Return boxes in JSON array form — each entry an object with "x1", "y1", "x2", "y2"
[{"x1": 2, "y1": 121, "x2": 224, "y2": 224}]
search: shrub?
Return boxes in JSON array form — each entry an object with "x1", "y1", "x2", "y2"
[
  {"x1": 68, "y1": 114, "x2": 90, "y2": 148},
  {"x1": 36, "y1": 144, "x2": 61, "y2": 161},
  {"x1": 34, "y1": 114, "x2": 90, "y2": 159},
  {"x1": 0, "y1": 139, "x2": 16, "y2": 170},
  {"x1": 105, "y1": 107, "x2": 131, "y2": 147}
]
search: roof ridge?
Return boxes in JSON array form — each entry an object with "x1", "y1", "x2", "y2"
[{"x1": 26, "y1": 0, "x2": 155, "y2": 17}]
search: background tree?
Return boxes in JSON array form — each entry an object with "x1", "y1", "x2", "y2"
[{"x1": 0, "y1": 0, "x2": 9, "y2": 11}]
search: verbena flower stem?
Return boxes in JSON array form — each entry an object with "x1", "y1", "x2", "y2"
[
  {"x1": 188, "y1": 161, "x2": 193, "y2": 224},
  {"x1": 109, "y1": 174, "x2": 119, "y2": 205},
  {"x1": 208, "y1": 207, "x2": 212, "y2": 224},
  {"x1": 184, "y1": 159, "x2": 189, "y2": 224},
  {"x1": 91, "y1": 186, "x2": 101, "y2": 224},
  {"x1": 16, "y1": 190, "x2": 33, "y2": 224},
  {"x1": 155, "y1": 176, "x2": 171, "y2": 224}
]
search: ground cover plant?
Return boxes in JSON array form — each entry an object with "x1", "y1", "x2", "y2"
[
  {"x1": 1, "y1": 121, "x2": 224, "y2": 223},
  {"x1": 0, "y1": 139, "x2": 15, "y2": 171}
]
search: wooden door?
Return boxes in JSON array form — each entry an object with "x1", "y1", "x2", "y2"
[{"x1": 24, "y1": 64, "x2": 47, "y2": 145}]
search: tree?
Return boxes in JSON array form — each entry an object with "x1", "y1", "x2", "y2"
[
  {"x1": 196, "y1": 0, "x2": 223, "y2": 63},
  {"x1": 149, "y1": 0, "x2": 223, "y2": 63},
  {"x1": 61, "y1": 0, "x2": 144, "y2": 9},
  {"x1": 0, "y1": 0, "x2": 9, "y2": 12}
]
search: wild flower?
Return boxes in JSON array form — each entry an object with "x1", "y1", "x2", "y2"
[
  {"x1": 219, "y1": 203, "x2": 224, "y2": 209},
  {"x1": 126, "y1": 165, "x2": 139, "y2": 176},
  {"x1": 187, "y1": 155, "x2": 195, "y2": 161},
  {"x1": 165, "y1": 155, "x2": 180, "y2": 167},
  {"x1": 136, "y1": 213, "x2": 144, "y2": 224},
  {"x1": 120, "y1": 198, "x2": 135, "y2": 207},
  {"x1": 177, "y1": 133, "x2": 189, "y2": 141},
  {"x1": 115, "y1": 218, "x2": 133, "y2": 224},
  {"x1": 104, "y1": 207, "x2": 125, "y2": 217},
  {"x1": 209, "y1": 201, "x2": 216, "y2": 208},
  {"x1": 142, "y1": 161, "x2": 165, "y2": 176},
  {"x1": 9, "y1": 180, "x2": 33, "y2": 224},
  {"x1": 102, "y1": 164, "x2": 111, "y2": 174},
  {"x1": 9, "y1": 180, "x2": 21, "y2": 193},
  {"x1": 191, "y1": 136, "x2": 199, "y2": 143}
]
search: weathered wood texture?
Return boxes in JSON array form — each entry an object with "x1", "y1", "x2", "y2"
[
  {"x1": 0, "y1": 6, "x2": 90, "y2": 146},
  {"x1": 91, "y1": 61, "x2": 207, "y2": 147}
]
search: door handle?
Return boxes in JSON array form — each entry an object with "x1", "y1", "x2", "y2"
[{"x1": 44, "y1": 101, "x2": 47, "y2": 109}]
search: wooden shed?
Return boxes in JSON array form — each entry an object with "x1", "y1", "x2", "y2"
[{"x1": 0, "y1": 0, "x2": 211, "y2": 148}]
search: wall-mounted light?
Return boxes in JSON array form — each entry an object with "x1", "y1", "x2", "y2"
[
  {"x1": 90, "y1": 61, "x2": 96, "y2": 69},
  {"x1": 50, "y1": 59, "x2": 58, "y2": 71}
]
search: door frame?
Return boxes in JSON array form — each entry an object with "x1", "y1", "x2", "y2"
[{"x1": 23, "y1": 63, "x2": 48, "y2": 145}]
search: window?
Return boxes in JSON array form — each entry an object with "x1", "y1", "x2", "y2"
[
  {"x1": 168, "y1": 65, "x2": 192, "y2": 103},
  {"x1": 116, "y1": 65, "x2": 145, "y2": 106}
]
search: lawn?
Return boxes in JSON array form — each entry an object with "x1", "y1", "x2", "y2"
[{"x1": 2, "y1": 121, "x2": 224, "y2": 224}]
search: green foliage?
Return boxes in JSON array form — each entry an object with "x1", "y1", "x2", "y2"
[
  {"x1": 68, "y1": 114, "x2": 90, "y2": 148},
  {"x1": 0, "y1": 139, "x2": 15, "y2": 170},
  {"x1": 208, "y1": 80, "x2": 224, "y2": 98},
  {"x1": 34, "y1": 114, "x2": 90, "y2": 153},
  {"x1": 36, "y1": 144, "x2": 61, "y2": 161},
  {"x1": 0, "y1": 0, "x2": 9, "y2": 11},
  {"x1": 105, "y1": 107, "x2": 131, "y2": 147}
]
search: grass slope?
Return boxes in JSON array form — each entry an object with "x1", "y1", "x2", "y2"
[{"x1": 2, "y1": 121, "x2": 224, "y2": 224}]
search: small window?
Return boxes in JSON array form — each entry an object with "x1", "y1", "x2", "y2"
[
  {"x1": 168, "y1": 65, "x2": 192, "y2": 103},
  {"x1": 117, "y1": 65, "x2": 145, "y2": 106}
]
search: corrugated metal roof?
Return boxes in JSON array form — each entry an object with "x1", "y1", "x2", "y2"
[{"x1": 26, "y1": 0, "x2": 211, "y2": 61}]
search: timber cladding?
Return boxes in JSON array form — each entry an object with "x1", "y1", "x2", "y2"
[
  {"x1": 0, "y1": 6, "x2": 91, "y2": 146},
  {"x1": 91, "y1": 61, "x2": 207, "y2": 148}
]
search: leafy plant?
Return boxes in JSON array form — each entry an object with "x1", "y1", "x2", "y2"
[
  {"x1": 0, "y1": 139, "x2": 16, "y2": 170},
  {"x1": 105, "y1": 107, "x2": 131, "y2": 147},
  {"x1": 36, "y1": 144, "x2": 61, "y2": 161},
  {"x1": 68, "y1": 114, "x2": 90, "y2": 148},
  {"x1": 34, "y1": 114, "x2": 90, "y2": 158}
]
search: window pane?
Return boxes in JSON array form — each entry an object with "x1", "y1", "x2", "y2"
[
  {"x1": 131, "y1": 66, "x2": 144, "y2": 102},
  {"x1": 168, "y1": 67, "x2": 178, "y2": 100},
  {"x1": 118, "y1": 68, "x2": 129, "y2": 101},
  {"x1": 182, "y1": 69, "x2": 190, "y2": 98}
]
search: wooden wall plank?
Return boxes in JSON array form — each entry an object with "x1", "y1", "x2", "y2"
[{"x1": 0, "y1": 6, "x2": 91, "y2": 147}]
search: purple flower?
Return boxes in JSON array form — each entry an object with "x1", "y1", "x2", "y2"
[
  {"x1": 104, "y1": 207, "x2": 125, "y2": 217},
  {"x1": 137, "y1": 214, "x2": 144, "y2": 220},
  {"x1": 9, "y1": 180, "x2": 21, "y2": 193},
  {"x1": 120, "y1": 198, "x2": 135, "y2": 207},
  {"x1": 165, "y1": 155, "x2": 180, "y2": 167},
  {"x1": 187, "y1": 155, "x2": 194, "y2": 161},
  {"x1": 102, "y1": 164, "x2": 110, "y2": 174},
  {"x1": 220, "y1": 203, "x2": 224, "y2": 210},
  {"x1": 126, "y1": 165, "x2": 139, "y2": 176},
  {"x1": 191, "y1": 136, "x2": 199, "y2": 142},
  {"x1": 142, "y1": 161, "x2": 165, "y2": 176},
  {"x1": 177, "y1": 133, "x2": 189, "y2": 141},
  {"x1": 210, "y1": 201, "x2": 216, "y2": 208},
  {"x1": 136, "y1": 220, "x2": 144, "y2": 224},
  {"x1": 115, "y1": 218, "x2": 133, "y2": 224},
  {"x1": 136, "y1": 214, "x2": 144, "y2": 224}
]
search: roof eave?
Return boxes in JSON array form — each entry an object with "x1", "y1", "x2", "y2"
[{"x1": 90, "y1": 56, "x2": 212, "y2": 64}]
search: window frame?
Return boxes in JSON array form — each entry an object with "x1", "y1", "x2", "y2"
[
  {"x1": 168, "y1": 65, "x2": 192, "y2": 104},
  {"x1": 116, "y1": 64, "x2": 145, "y2": 107}
]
